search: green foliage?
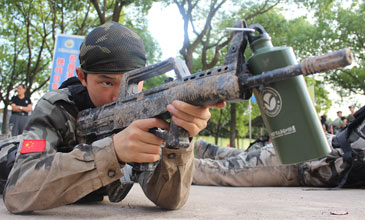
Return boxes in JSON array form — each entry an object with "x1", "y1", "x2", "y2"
[
  {"x1": 142, "y1": 75, "x2": 169, "y2": 90},
  {"x1": 299, "y1": 0, "x2": 365, "y2": 96},
  {"x1": 305, "y1": 77, "x2": 332, "y2": 113},
  {"x1": 202, "y1": 100, "x2": 262, "y2": 139},
  {"x1": 326, "y1": 1, "x2": 365, "y2": 95}
]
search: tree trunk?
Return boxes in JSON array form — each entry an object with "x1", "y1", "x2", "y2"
[
  {"x1": 214, "y1": 129, "x2": 219, "y2": 145},
  {"x1": 1, "y1": 104, "x2": 10, "y2": 135},
  {"x1": 236, "y1": 134, "x2": 240, "y2": 149},
  {"x1": 230, "y1": 103, "x2": 236, "y2": 148},
  {"x1": 214, "y1": 108, "x2": 223, "y2": 145}
]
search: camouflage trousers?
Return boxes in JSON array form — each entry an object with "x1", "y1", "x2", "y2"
[{"x1": 193, "y1": 136, "x2": 347, "y2": 187}]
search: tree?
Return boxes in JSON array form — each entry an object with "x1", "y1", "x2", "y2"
[
  {"x1": 90, "y1": 0, "x2": 156, "y2": 24},
  {"x1": 297, "y1": 0, "x2": 365, "y2": 96},
  {"x1": 320, "y1": 1, "x2": 365, "y2": 96},
  {"x1": 168, "y1": 0, "x2": 283, "y2": 73}
]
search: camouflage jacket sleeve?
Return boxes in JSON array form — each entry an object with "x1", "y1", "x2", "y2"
[
  {"x1": 3, "y1": 89, "x2": 124, "y2": 213},
  {"x1": 138, "y1": 144, "x2": 194, "y2": 210}
]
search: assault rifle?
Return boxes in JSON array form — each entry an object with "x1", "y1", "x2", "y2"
[{"x1": 76, "y1": 21, "x2": 353, "y2": 150}]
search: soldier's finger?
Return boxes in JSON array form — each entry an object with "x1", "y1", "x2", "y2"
[
  {"x1": 208, "y1": 101, "x2": 226, "y2": 109},
  {"x1": 132, "y1": 118, "x2": 169, "y2": 131},
  {"x1": 172, "y1": 100, "x2": 211, "y2": 120},
  {"x1": 132, "y1": 141, "x2": 161, "y2": 155},
  {"x1": 167, "y1": 101, "x2": 211, "y2": 121},
  {"x1": 171, "y1": 116, "x2": 206, "y2": 137},
  {"x1": 167, "y1": 104, "x2": 195, "y2": 122},
  {"x1": 128, "y1": 125, "x2": 165, "y2": 145},
  {"x1": 132, "y1": 152, "x2": 161, "y2": 163}
]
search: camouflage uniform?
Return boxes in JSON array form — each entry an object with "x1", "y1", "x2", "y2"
[
  {"x1": 3, "y1": 88, "x2": 194, "y2": 213},
  {"x1": 193, "y1": 135, "x2": 354, "y2": 187}
]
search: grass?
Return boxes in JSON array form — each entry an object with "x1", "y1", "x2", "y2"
[{"x1": 193, "y1": 136, "x2": 252, "y2": 150}]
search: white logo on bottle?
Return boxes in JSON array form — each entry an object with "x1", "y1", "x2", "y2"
[{"x1": 261, "y1": 87, "x2": 282, "y2": 117}]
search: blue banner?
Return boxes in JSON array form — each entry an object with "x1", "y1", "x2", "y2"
[
  {"x1": 251, "y1": 95, "x2": 257, "y2": 103},
  {"x1": 49, "y1": 34, "x2": 84, "y2": 91}
]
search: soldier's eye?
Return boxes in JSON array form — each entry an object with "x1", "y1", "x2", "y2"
[{"x1": 103, "y1": 82, "x2": 112, "y2": 86}]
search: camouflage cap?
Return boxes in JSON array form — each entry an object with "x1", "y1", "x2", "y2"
[{"x1": 79, "y1": 21, "x2": 146, "y2": 74}]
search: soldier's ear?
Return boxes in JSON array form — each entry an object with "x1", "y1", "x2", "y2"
[{"x1": 76, "y1": 67, "x2": 87, "y2": 87}]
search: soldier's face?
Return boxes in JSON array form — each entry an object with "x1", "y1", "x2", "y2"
[{"x1": 76, "y1": 68, "x2": 123, "y2": 107}]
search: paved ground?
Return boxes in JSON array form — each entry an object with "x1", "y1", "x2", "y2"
[{"x1": 0, "y1": 184, "x2": 364, "y2": 220}]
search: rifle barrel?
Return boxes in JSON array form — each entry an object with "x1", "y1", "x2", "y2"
[{"x1": 243, "y1": 48, "x2": 353, "y2": 88}]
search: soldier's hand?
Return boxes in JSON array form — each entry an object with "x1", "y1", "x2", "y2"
[
  {"x1": 113, "y1": 118, "x2": 169, "y2": 163},
  {"x1": 167, "y1": 100, "x2": 226, "y2": 137}
]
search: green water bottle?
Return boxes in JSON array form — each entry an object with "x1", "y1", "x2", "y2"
[{"x1": 246, "y1": 24, "x2": 331, "y2": 164}]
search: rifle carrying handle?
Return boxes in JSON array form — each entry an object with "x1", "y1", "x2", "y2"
[{"x1": 118, "y1": 58, "x2": 190, "y2": 98}]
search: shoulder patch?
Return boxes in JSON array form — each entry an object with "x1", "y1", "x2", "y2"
[{"x1": 20, "y1": 139, "x2": 46, "y2": 154}]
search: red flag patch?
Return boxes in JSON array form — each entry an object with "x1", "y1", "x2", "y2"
[{"x1": 20, "y1": 139, "x2": 46, "y2": 154}]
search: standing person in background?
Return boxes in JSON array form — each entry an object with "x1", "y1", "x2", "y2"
[
  {"x1": 332, "y1": 111, "x2": 347, "y2": 134},
  {"x1": 320, "y1": 115, "x2": 329, "y2": 134},
  {"x1": 347, "y1": 105, "x2": 356, "y2": 123},
  {"x1": 9, "y1": 84, "x2": 32, "y2": 136}
]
